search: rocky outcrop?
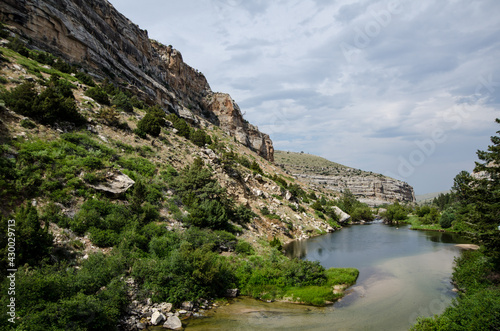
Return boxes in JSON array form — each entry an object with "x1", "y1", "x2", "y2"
[
  {"x1": 275, "y1": 151, "x2": 415, "y2": 206},
  {"x1": 0, "y1": 0, "x2": 273, "y2": 161},
  {"x1": 298, "y1": 174, "x2": 416, "y2": 206},
  {"x1": 87, "y1": 170, "x2": 135, "y2": 195},
  {"x1": 205, "y1": 93, "x2": 274, "y2": 161}
]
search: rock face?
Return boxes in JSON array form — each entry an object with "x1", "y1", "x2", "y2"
[
  {"x1": 0, "y1": 0, "x2": 274, "y2": 161},
  {"x1": 294, "y1": 173, "x2": 416, "y2": 206},
  {"x1": 275, "y1": 151, "x2": 415, "y2": 206},
  {"x1": 205, "y1": 93, "x2": 274, "y2": 161}
]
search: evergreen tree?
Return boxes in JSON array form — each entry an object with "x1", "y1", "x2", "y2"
[{"x1": 453, "y1": 118, "x2": 500, "y2": 264}]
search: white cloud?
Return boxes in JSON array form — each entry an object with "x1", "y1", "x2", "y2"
[{"x1": 109, "y1": 0, "x2": 500, "y2": 194}]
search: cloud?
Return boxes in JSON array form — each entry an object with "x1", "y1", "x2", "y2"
[{"x1": 109, "y1": 0, "x2": 500, "y2": 194}]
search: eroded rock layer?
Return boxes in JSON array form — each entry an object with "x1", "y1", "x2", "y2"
[{"x1": 0, "y1": 0, "x2": 274, "y2": 160}]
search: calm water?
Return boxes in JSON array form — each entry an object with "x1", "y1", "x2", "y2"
[{"x1": 184, "y1": 223, "x2": 469, "y2": 331}]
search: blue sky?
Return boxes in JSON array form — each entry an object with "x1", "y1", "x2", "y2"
[{"x1": 109, "y1": 0, "x2": 500, "y2": 195}]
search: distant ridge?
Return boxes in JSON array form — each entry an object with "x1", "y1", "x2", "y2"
[
  {"x1": 275, "y1": 151, "x2": 415, "y2": 206},
  {"x1": 416, "y1": 190, "x2": 451, "y2": 203}
]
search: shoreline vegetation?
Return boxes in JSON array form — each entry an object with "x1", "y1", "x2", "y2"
[{"x1": 384, "y1": 120, "x2": 500, "y2": 330}]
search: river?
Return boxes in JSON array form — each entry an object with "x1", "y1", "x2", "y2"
[{"x1": 183, "y1": 222, "x2": 469, "y2": 330}]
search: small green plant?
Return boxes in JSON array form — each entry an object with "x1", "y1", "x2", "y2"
[
  {"x1": 20, "y1": 118, "x2": 36, "y2": 129},
  {"x1": 269, "y1": 236, "x2": 282, "y2": 251}
]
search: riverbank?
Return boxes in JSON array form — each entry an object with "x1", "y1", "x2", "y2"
[
  {"x1": 400, "y1": 215, "x2": 459, "y2": 232},
  {"x1": 411, "y1": 249, "x2": 500, "y2": 330},
  {"x1": 183, "y1": 223, "x2": 466, "y2": 330}
]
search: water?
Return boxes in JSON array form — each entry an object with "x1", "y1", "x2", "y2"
[{"x1": 184, "y1": 223, "x2": 468, "y2": 330}]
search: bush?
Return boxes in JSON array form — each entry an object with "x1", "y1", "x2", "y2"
[
  {"x1": 350, "y1": 205, "x2": 374, "y2": 222},
  {"x1": 2, "y1": 77, "x2": 84, "y2": 124},
  {"x1": 111, "y1": 91, "x2": 133, "y2": 112},
  {"x1": 420, "y1": 207, "x2": 440, "y2": 225},
  {"x1": 1, "y1": 81, "x2": 37, "y2": 115},
  {"x1": 166, "y1": 113, "x2": 191, "y2": 138},
  {"x1": 0, "y1": 205, "x2": 53, "y2": 272},
  {"x1": 383, "y1": 202, "x2": 408, "y2": 223},
  {"x1": 117, "y1": 157, "x2": 156, "y2": 177},
  {"x1": 190, "y1": 129, "x2": 212, "y2": 147},
  {"x1": 269, "y1": 237, "x2": 283, "y2": 251},
  {"x1": 137, "y1": 106, "x2": 165, "y2": 137},
  {"x1": 75, "y1": 71, "x2": 95, "y2": 86},
  {"x1": 235, "y1": 241, "x2": 254, "y2": 255},
  {"x1": 232, "y1": 204, "x2": 257, "y2": 224},
  {"x1": 84, "y1": 85, "x2": 110, "y2": 105},
  {"x1": 439, "y1": 210, "x2": 455, "y2": 229}
]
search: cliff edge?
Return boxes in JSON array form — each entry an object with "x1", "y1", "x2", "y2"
[{"x1": 0, "y1": 0, "x2": 274, "y2": 161}]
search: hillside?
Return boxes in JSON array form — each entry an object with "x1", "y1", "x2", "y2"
[
  {"x1": 0, "y1": 0, "x2": 274, "y2": 161},
  {"x1": 416, "y1": 190, "x2": 451, "y2": 203},
  {"x1": 0, "y1": 2, "x2": 363, "y2": 329},
  {"x1": 275, "y1": 150, "x2": 416, "y2": 206}
]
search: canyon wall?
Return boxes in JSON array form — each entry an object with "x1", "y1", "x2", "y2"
[{"x1": 0, "y1": 0, "x2": 274, "y2": 160}]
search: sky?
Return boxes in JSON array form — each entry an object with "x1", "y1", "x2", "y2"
[{"x1": 108, "y1": 0, "x2": 500, "y2": 195}]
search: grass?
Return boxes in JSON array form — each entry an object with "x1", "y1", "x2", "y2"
[
  {"x1": 282, "y1": 267, "x2": 359, "y2": 306},
  {"x1": 0, "y1": 47, "x2": 77, "y2": 81},
  {"x1": 401, "y1": 215, "x2": 459, "y2": 232}
]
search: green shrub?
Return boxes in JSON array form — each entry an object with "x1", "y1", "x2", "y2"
[
  {"x1": 3, "y1": 77, "x2": 84, "y2": 124},
  {"x1": 117, "y1": 157, "x2": 156, "y2": 177},
  {"x1": 1, "y1": 81, "x2": 37, "y2": 115},
  {"x1": 75, "y1": 71, "x2": 95, "y2": 86},
  {"x1": 269, "y1": 236, "x2": 283, "y2": 251},
  {"x1": 0, "y1": 205, "x2": 53, "y2": 273},
  {"x1": 20, "y1": 118, "x2": 36, "y2": 129},
  {"x1": 111, "y1": 91, "x2": 133, "y2": 112},
  {"x1": 84, "y1": 85, "x2": 110, "y2": 105},
  {"x1": 190, "y1": 129, "x2": 212, "y2": 147},
  {"x1": 166, "y1": 113, "x2": 191, "y2": 138},
  {"x1": 232, "y1": 204, "x2": 257, "y2": 224},
  {"x1": 235, "y1": 241, "x2": 254, "y2": 255},
  {"x1": 89, "y1": 228, "x2": 120, "y2": 247},
  {"x1": 350, "y1": 205, "x2": 374, "y2": 222},
  {"x1": 250, "y1": 160, "x2": 263, "y2": 174},
  {"x1": 439, "y1": 210, "x2": 455, "y2": 228}
]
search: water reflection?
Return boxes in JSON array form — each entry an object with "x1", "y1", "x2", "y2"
[{"x1": 187, "y1": 224, "x2": 468, "y2": 331}]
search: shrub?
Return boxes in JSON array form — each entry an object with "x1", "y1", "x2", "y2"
[
  {"x1": 232, "y1": 204, "x2": 257, "y2": 224},
  {"x1": 111, "y1": 91, "x2": 133, "y2": 112},
  {"x1": 0, "y1": 205, "x2": 53, "y2": 272},
  {"x1": 75, "y1": 71, "x2": 95, "y2": 86},
  {"x1": 189, "y1": 129, "x2": 212, "y2": 147},
  {"x1": 439, "y1": 210, "x2": 455, "y2": 229},
  {"x1": 269, "y1": 236, "x2": 283, "y2": 251},
  {"x1": 2, "y1": 76, "x2": 84, "y2": 124},
  {"x1": 235, "y1": 241, "x2": 254, "y2": 255},
  {"x1": 20, "y1": 118, "x2": 36, "y2": 129},
  {"x1": 350, "y1": 205, "x2": 374, "y2": 222},
  {"x1": 84, "y1": 85, "x2": 110, "y2": 105},
  {"x1": 117, "y1": 157, "x2": 156, "y2": 177},
  {"x1": 1, "y1": 81, "x2": 37, "y2": 115},
  {"x1": 166, "y1": 113, "x2": 191, "y2": 138}
]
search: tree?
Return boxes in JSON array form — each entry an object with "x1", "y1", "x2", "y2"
[
  {"x1": 452, "y1": 118, "x2": 500, "y2": 262},
  {"x1": 383, "y1": 202, "x2": 408, "y2": 224},
  {"x1": 137, "y1": 105, "x2": 165, "y2": 137}
]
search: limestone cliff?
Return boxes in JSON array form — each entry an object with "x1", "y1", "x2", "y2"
[
  {"x1": 0, "y1": 0, "x2": 274, "y2": 160},
  {"x1": 275, "y1": 151, "x2": 416, "y2": 206}
]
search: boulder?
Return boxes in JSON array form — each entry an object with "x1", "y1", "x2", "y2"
[
  {"x1": 181, "y1": 301, "x2": 194, "y2": 311},
  {"x1": 332, "y1": 206, "x2": 350, "y2": 223},
  {"x1": 87, "y1": 170, "x2": 135, "y2": 194},
  {"x1": 225, "y1": 288, "x2": 239, "y2": 298},
  {"x1": 151, "y1": 311, "x2": 165, "y2": 325},
  {"x1": 163, "y1": 315, "x2": 182, "y2": 330}
]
